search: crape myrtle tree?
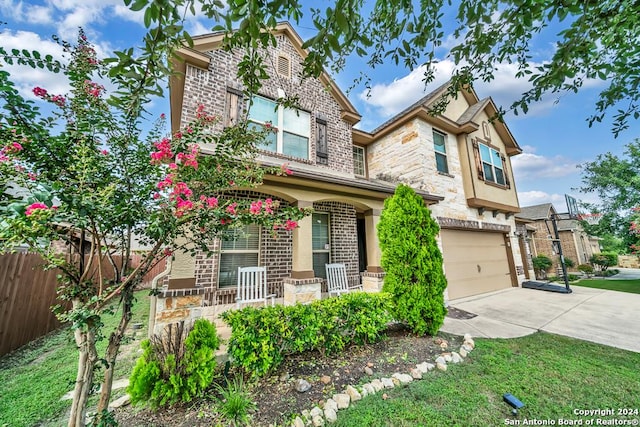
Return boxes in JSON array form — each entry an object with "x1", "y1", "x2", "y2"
[
  {"x1": 125, "y1": 0, "x2": 640, "y2": 136},
  {"x1": 0, "y1": 34, "x2": 306, "y2": 426},
  {"x1": 377, "y1": 184, "x2": 447, "y2": 336}
]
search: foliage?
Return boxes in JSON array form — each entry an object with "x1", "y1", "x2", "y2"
[
  {"x1": 577, "y1": 264, "x2": 594, "y2": 275},
  {"x1": 532, "y1": 255, "x2": 553, "y2": 279},
  {"x1": 377, "y1": 184, "x2": 447, "y2": 336},
  {"x1": 579, "y1": 140, "x2": 640, "y2": 253},
  {"x1": 126, "y1": 0, "x2": 640, "y2": 135},
  {"x1": 590, "y1": 252, "x2": 618, "y2": 271},
  {"x1": 562, "y1": 257, "x2": 575, "y2": 269},
  {"x1": 332, "y1": 333, "x2": 640, "y2": 426},
  {"x1": 0, "y1": 30, "x2": 306, "y2": 425},
  {"x1": 0, "y1": 290, "x2": 149, "y2": 427},
  {"x1": 213, "y1": 376, "x2": 257, "y2": 427},
  {"x1": 128, "y1": 319, "x2": 220, "y2": 407},
  {"x1": 221, "y1": 292, "x2": 392, "y2": 377}
]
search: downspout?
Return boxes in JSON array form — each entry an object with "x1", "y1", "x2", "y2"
[{"x1": 148, "y1": 258, "x2": 172, "y2": 339}]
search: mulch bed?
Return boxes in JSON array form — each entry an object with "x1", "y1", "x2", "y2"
[{"x1": 114, "y1": 324, "x2": 466, "y2": 426}]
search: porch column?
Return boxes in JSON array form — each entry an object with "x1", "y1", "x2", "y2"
[
  {"x1": 291, "y1": 200, "x2": 315, "y2": 279},
  {"x1": 284, "y1": 200, "x2": 321, "y2": 305},
  {"x1": 362, "y1": 209, "x2": 385, "y2": 292}
]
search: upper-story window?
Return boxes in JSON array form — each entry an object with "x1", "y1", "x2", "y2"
[
  {"x1": 353, "y1": 145, "x2": 366, "y2": 176},
  {"x1": 248, "y1": 95, "x2": 310, "y2": 159},
  {"x1": 433, "y1": 130, "x2": 448, "y2": 174},
  {"x1": 479, "y1": 142, "x2": 506, "y2": 186}
]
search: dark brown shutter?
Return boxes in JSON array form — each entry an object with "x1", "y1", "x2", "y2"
[
  {"x1": 316, "y1": 118, "x2": 328, "y2": 165},
  {"x1": 472, "y1": 139, "x2": 484, "y2": 181},
  {"x1": 225, "y1": 87, "x2": 244, "y2": 127},
  {"x1": 501, "y1": 154, "x2": 511, "y2": 188}
]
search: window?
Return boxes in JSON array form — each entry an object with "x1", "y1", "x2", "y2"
[
  {"x1": 219, "y1": 224, "x2": 260, "y2": 288},
  {"x1": 433, "y1": 130, "x2": 448, "y2": 174},
  {"x1": 479, "y1": 143, "x2": 507, "y2": 186},
  {"x1": 353, "y1": 145, "x2": 366, "y2": 176},
  {"x1": 312, "y1": 213, "x2": 330, "y2": 279},
  {"x1": 248, "y1": 95, "x2": 310, "y2": 159}
]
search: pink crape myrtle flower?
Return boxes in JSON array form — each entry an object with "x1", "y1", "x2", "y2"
[
  {"x1": 150, "y1": 138, "x2": 173, "y2": 164},
  {"x1": 249, "y1": 200, "x2": 263, "y2": 215},
  {"x1": 51, "y1": 95, "x2": 66, "y2": 107},
  {"x1": 281, "y1": 163, "x2": 293, "y2": 175},
  {"x1": 226, "y1": 202, "x2": 237, "y2": 215},
  {"x1": 174, "y1": 197, "x2": 194, "y2": 218},
  {"x1": 170, "y1": 182, "x2": 193, "y2": 200},
  {"x1": 25, "y1": 202, "x2": 49, "y2": 216},
  {"x1": 284, "y1": 219, "x2": 298, "y2": 231},
  {"x1": 264, "y1": 198, "x2": 274, "y2": 214},
  {"x1": 33, "y1": 87, "x2": 48, "y2": 98}
]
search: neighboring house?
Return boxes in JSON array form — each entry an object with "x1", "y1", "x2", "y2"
[
  {"x1": 156, "y1": 22, "x2": 528, "y2": 331},
  {"x1": 516, "y1": 203, "x2": 601, "y2": 272}
]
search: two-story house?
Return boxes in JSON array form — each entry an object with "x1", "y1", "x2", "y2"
[
  {"x1": 155, "y1": 22, "x2": 527, "y2": 330},
  {"x1": 516, "y1": 203, "x2": 601, "y2": 273}
]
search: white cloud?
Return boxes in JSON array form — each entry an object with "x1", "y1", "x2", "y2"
[
  {"x1": 0, "y1": 30, "x2": 69, "y2": 97},
  {"x1": 357, "y1": 55, "x2": 606, "y2": 125},
  {"x1": 511, "y1": 151, "x2": 579, "y2": 180},
  {"x1": 518, "y1": 190, "x2": 565, "y2": 209}
]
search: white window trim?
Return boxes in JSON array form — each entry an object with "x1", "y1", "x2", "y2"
[
  {"x1": 312, "y1": 212, "x2": 331, "y2": 277},
  {"x1": 479, "y1": 142, "x2": 505, "y2": 185},
  {"x1": 248, "y1": 95, "x2": 311, "y2": 159},
  {"x1": 432, "y1": 129, "x2": 448, "y2": 174},
  {"x1": 218, "y1": 225, "x2": 261, "y2": 288}
]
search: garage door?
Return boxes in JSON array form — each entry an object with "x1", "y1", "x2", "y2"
[{"x1": 440, "y1": 229, "x2": 513, "y2": 300}]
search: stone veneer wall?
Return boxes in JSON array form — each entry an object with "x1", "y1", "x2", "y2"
[
  {"x1": 366, "y1": 117, "x2": 526, "y2": 285},
  {"x1": 180, "y1": 33, "x2": 355, "y2": 175},
  {"x1": 313, "y1": 201, "x2": 359, "y2": 292},
  {"x1": 193, "y1": 191, "x2": 293, "y2": 303}
]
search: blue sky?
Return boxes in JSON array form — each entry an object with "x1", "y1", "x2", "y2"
[{"x1": 1, "y1": 0, "x2": 638, "y2": 214}]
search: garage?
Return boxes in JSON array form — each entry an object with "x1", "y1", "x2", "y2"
[{"x1": 440, "y1": 229, "x2": 514, "y2": 300}]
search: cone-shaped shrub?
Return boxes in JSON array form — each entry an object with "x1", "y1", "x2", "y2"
[{"x1": 377, "y1": 184, "x2": 447, "y2": 335}]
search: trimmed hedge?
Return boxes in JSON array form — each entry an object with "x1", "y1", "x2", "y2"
[{"x1": 221, "y1": 292, "x2": 393, "y2": 377}]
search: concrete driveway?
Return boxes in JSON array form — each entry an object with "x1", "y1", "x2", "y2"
[{"x1": 441, "y1": 279, "x2": 640, "y2": 353}]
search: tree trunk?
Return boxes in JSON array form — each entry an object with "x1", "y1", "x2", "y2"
[
  {"x1": 68, "y1": 327, "x2": 98, "y2": 427},
  {"x1": 96, "y1": 290, "x2": 134, "y2": 416}
]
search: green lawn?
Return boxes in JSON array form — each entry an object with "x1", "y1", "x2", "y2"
[
  {"x1": 0, "y1": 291, "x2": 150, "y2": 427},
  {"x1": 572, "y1": 278, "x2": 640, "y2": 294},
  {"x1": 334, "y1": 332, "x2": 640, "y2": 427}
]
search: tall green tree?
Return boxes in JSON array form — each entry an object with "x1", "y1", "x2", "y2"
[
  {"x1": 578, "y1": 139, "x2": 640, "y2": 253},
  {"x1": 125, "y1": 0, "x2": 640, "y2": 135},
  {"x1": 0, "y1": 33, "x2": 306, "y2": 426},
  {"x1": 377, "y1": 184, "x2": 447, "y2": 336}
]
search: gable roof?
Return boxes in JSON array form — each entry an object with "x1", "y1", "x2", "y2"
[
  {"x1": 353, "y1": 80, "x2": 522, "y2": 156},
  {"x1": 169, "y1": 22, "x2": 361, "y2": 132},
  {"x1": 516, "y1": 203, "x2": 556, "y2": 220}
]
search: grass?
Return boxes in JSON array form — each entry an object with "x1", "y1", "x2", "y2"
[
  {"x1": 334, "y1": 332, "x2": 640, "y2": 427},
  {"x1": 0, "y1": 290, "x2": 150, "y2": 427},
  {"x1": 572, "y1": 278, "x2": 640, "y2": 294}
]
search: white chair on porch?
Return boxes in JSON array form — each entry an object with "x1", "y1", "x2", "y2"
[
  {"x1": 325, "y1": 263, "x2": 363, "y2": 297},
  {"x1": 236, "y1": 266, "x2": 276, "y2": 308}
]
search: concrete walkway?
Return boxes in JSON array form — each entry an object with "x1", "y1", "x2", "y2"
[{"x1": 441, "y1": 283, "x2": 640, "y2": 353}]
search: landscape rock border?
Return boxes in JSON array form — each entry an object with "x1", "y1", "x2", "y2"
[{"x1": 291, "y1": 333, "x2": 476, "y2": 426}]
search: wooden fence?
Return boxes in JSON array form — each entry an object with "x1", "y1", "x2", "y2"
[{"x1": 0, "y1": 252, "x2": 165, "y2": 357}]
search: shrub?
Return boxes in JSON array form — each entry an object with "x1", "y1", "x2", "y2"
[
  {"x1": 578, "y1": 264, "x2": 594, "y2": 275},
  {"x1": 563, "y1": 257, "x2": 575, "y2": 268},
  {"x1": 377, "y1": 184, "x2": 447, "y2": 336},
  {"x1": 214, "y1": 376, "x2": 256, "y2": 426},
  {"x1": 532, "y1": 255, "x2": 553, "y2": 279},
  {"x1": 128, "y1": 319, "x2": 220, "y2": 407},
  {"x1": 590, "y1": 252, "x2": 618, "y2": 271},
  {"x1": 221, "y1": 292, "x2": 392, "y2": 376}
]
